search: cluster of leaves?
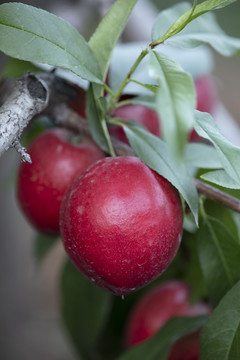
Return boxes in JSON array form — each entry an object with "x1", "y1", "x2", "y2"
[{"x1": 1, "y1": 0, "x2": 240, "y2": 359}]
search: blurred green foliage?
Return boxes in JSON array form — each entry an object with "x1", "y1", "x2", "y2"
[{"x1": 152, "y1": 0, "x2": 240, "y2": 37}]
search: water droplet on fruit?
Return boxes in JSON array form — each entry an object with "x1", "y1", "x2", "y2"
[{"x1": 90, "y1": 277, "x2": 96, "y2": 283}]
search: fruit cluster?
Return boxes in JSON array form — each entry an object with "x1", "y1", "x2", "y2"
[
  {"x1": 16, "y1": 74, "x2": 217, "y2": 359},
  {"x1": 17, "y1": 74, "x2": 216, "y2": 296}
]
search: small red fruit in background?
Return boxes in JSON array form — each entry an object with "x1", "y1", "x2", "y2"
[
  {"x1": 189, "y1": 75, "x2": 217, "y2": 142},
  {"x1": 124, "y1": 281, "x2": 211, "y2": 360},
  {"x1": 195, "y1": 75, "x2": 217, "y2": 115},
  {"x1": 17, "y1": 128, "x2": 104, "y2": 235},
  {"x1": 60, "y1": 156, "x2": 183, "y2": 295},
  {"x1": 110, "y1": 104, "x2": 160, "y2": 143},
  {"x1": 68, "y1": 86, "x2": 86, "y2": 118}
]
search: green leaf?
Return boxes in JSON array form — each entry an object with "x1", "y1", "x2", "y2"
[
  {"x1": 201, "y1": 170, "x2": 240, "y2": 189},
  {"x1": 86, "y1": 84, "x2": 109, "y2": 152},
  {"x1": 197, "y1": 216, "x2": 240, "y2": 306},
  {"x1": 152, "y1": 2, "x2": 191, "y2": 41},
  {"x1": 167, "y1": 11, "x2": 240, "y2": 56},
  {"x1": 89, "y1": 0, "x2": 138, "y2": 81},
  {"x1": 0, "y1": 3, "x2": 102, "y2": 83},
  {"x1": 182, "y1": 231, "x2": 207, "y2": 303},
  {"x1": 117, "y1": 315, "x2": 208, "y2": 360},
  {"x1": 61, "y1": 260, "x2": 112, "y2": 360},
  {"x1": 194, "y1": 111, "x2": 240, "y2": 187},
  {"x1": 116, "y1": 95, "x2": 158, "y2": 112},
  {"x1": 148, "y1": 50, "x2": 195, "y2": 159},
  {"x1": 185, "y1": 143, "x2": 222, "y2": 170},
  {"x1": 205, "y1": 199, "x2": 240, "y2": 242},
  {"x1": 34, "y1": 232, "x2": 59, "y2": 264},
  {"x1": 200, "y1": 280, "x2": 240, "y2": 360},
  {"x1": 123, "y1": 125, "x2": 199, "y2": 224},
  {"x1": 0, "y1": 58, "x2": 39, "y2": 79},
  {"x1": 129, "y1": 80, "x2": 158, "y2": 94},
  {"x1": 152, "y1": 0, "x2": 237, "y2": 43}
]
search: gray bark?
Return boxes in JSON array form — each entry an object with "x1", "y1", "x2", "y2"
[{"x1": 0, "y1": 73, "x2": 49, "y2": 162}]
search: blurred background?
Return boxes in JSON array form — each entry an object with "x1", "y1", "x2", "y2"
[{"x1": 0, "y1": 0, "x2": 240, "y2": 359}]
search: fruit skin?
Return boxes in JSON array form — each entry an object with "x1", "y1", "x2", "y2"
[
  {"x1": 124, "y1": 281, "x2": 211, "y2": 360},
  {"x1": 110, "y1": 103, "x2": 160, "y2": 143},
  {"x1": 60, "y1": 156, "x2": 183, "y2": 295},
  {"x1": 17, "y1": 128, "x2": 104, "y2": 235}
]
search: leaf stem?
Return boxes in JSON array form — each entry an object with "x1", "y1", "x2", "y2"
[
  {"x1": 150, "y1": 0, "x2": 198, "y2": 49},
  {"x1": 103, "y1": 83, "x2": 115, "y2": 97},
  {"x1": 97, "y1": 98, "x2": 116, "y2": 157},
  {"x1": 110, "y1": 48, "x2": 149, "y2": 110}
]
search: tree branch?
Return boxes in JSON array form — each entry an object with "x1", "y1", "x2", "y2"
[
  {"x1": 46, "y1": 101, "x2": 134, "y2": 157},
  {"x1": 194, "y1": 179, "x2": 240, "y2": 213},
  {"x1": 0, "y1": 73, "x2": 49, "y2": 162},
  {"x1": 1, "y1": 71, "x2": 240, "y2": 214}
]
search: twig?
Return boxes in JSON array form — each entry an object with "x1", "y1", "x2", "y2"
[
  {"x1": 1, "y1": 71, "x2": 239, "y2": 214},
  {"x1": 194, "y1": 179, "x2": 240, "y2": 213},
  {"x1": 47, "y1": 101, "x2": 134, "y2": 157},
  {"x1": 0, "y1": 73, "x2": 49, "y2": 162}
]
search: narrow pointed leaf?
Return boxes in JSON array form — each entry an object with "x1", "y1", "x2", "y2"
[
  {"x1": 197, "y1": 217, "x2": 240, "y2": 306},
  {"x1": 61, "y1": 260, "x2": 112, "y2": 360},
  {"x1": 194, "y1": 111, "x2": 240, "y2": 187},
  {"x1": 0, "y1": 3, "x2": 102, "y2": 83},
  {"x1": 123, "y1": 125, "x2": 199, "y2": 223},
  {"x1": 152, "y1": 2, "x2": 191, "y2": 41},
  {"x1": 201, "y1": 170, "x2": 240, "y2": 189},
  {"x1": 148, "y1": 50, "x2": 195, "y2": 159},
  {"x1": 117, "y1": 316, "x2": 208, "y2": 360},
  {"x1": 185, "y1": 143, "x2": 222, "y2": 169},
  {"x1": 152, "y1": 0, "x2": 237, "y2": 43},
  {"x1": 167, "y1": 11, "x2": 240, "y2": 56},
  {"x1": 116, "y1": 95, "x2": 157, "y2": 112},
  {"x1": 89, "y1": 0, "x2": 138, "y2": 80},
  {"x1": 86, "y1": 84, "x2": 109, "y2": 152},
  {"x1": 200, "y1": 280, "x2": 240, "y2": 360}
]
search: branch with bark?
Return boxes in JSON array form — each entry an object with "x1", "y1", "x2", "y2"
[
  {"x1": 0, "y1": 73, "x2": 49, "y2": 162},
  {"x1": 1, "y1": 71, "x2": 240, "y2": 214}
]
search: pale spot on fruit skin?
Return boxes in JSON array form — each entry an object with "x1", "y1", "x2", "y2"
[
  {"x1": 30, "y1": 174, "x2": 38, "y2": 182},
  {"x1": 56, "y1": 144, "x2": 63, "y2": 153},
  {"x1": 77, "y1": 205, "x2": 85, "y2": 215}
]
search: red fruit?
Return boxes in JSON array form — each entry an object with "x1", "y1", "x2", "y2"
[
  {"x1": 110, "y1": 104, "x2": 160, "y2": 143},
  {"x1": 60, "y1": 156, "x2": 183, "y2": 295},
  {"x1": 124, "y1": 281, "x2": 211, "y2": 360},
  {"x1": 168, "y1": 302, "x2": 211, "y2": 360},
  {"x1": 17, "y1": 128, "x2": 104, "y2": 235},
  {"x1": 125, "y1": 281, "x2": 190, "y2": 347},
  {"x1": 189, "y1": 75, "x2": 217, "y2": 142},
  {"x1": 195, "y1": 75, "x2": 217, "y2": 115},
  {"x1": 68, "y1": 86, "x2": 86, "y2": 118}
]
